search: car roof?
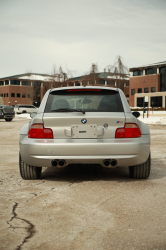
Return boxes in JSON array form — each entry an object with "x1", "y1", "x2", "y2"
[{"x1": 50, "y1": 86, "x2": 119, "y2": 93}]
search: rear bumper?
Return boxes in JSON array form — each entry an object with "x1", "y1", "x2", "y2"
[{"x1": 20, "y1": 135, "x2": 150, "y2": 167}]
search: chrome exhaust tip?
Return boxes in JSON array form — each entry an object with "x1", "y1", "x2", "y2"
[
  {"x1": 103, "y1": 159, "x2": 117, "y2": 168},
  {"x1": 59, "y1": 160, "x2": 66, "y2": 167},
  {"x1": 103, "y1": 159, "x2": 111, "y2": 167},
  {"x1": 51, "y1": 160, "x2": 59, "y2": 167}
]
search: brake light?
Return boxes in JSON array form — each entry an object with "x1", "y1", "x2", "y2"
[
  {"x1": 28, "y1": 124, "x2": 53, "y2": 138},
  {"x1": 67, "y1": 89, "x2": 101, "y2": 92},
  {"x1": 115, "y1": 123, "x2": 141, "y2": 138}
]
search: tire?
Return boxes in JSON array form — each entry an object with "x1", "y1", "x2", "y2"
[
  {"x1": 129, "y1": 154, "x2": 151, "y2": 179},
  {"x1": 19, "y1": 153, "x2": 42, "y2": 180},
  {"x1": 22, "y1": 110, "x2": 27, "y2": 113},
  {"x1": 5, "y1": 118, "x2": 12, "y2": 122}
]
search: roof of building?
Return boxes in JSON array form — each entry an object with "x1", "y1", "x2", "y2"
[
  {"x1": 0, "y1": 73, "x2": 52, "y2": 81},
  {"x1": 130, "y1": 61, "x2": 166, "y2": 72},
  {"x1": 70, "y1": 72, "x2": 129, "y2": 81}
]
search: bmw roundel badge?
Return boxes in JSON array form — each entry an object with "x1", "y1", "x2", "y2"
[{"x1": 81, "y1": 118, "x2": 87, "y2": 124}]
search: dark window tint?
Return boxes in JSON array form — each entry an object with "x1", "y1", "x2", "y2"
[
  {"x1": 151, "y1": 87, "x2": 156, "y2": 92},
  {"x1": 145, "y1": 68, "x2": 157, "y2": 75},
  {"x1": 133, "y1": 70, "x2": 143, "y2": 76},
  {"x1": 22, "y1": 93, "x2": 26, "y2": 98},
  {"x1": 44, "y1": 89, "x2": 124, "y2": 113},
  {"x1": 159, "y1": 66, "x2": 166, "y2": 74},
  {"x1": 17, "y1": 93, "x2": 20, "y2": 97},
  {"x1": 11, "y1": 80, "x2": 20, "y2": 85},
  {"x1": 22, "y1": 81, "x2": 31, "y2": 86},
  {"x1": 144, "y1": 88, "x2": 149, "y2": 93},
  {"x1": 131, "y1": 89, "x2": 135, "y2": 95},
  {"x1": 151, "y1": 96, "x2": 162, "y2": 107},
  {"x1": 137, "y1": 97, "x2": 144, "y2": 107},
  {"x1": 160, "y1": 67, "x2": 166, "y2": 91},
  {"x1": 11, "y1": 93, "x2": 15, "y2": 97},
  {"x1": 138, "y1": 88, "x2": 142, "y2": 93},
  {"x1": 5, "y1": 80, "x2": 9, "y2": 85},
  {"x1": 0, "y1": 81, "x2": 4, "y2": 86}
]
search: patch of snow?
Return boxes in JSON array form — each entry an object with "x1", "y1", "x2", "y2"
[{"x1": 15, "y1": 114, "x2": 32, "y2": 119}]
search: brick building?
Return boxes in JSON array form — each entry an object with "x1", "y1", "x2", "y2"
[
  {"x1": 69, "y1": 71, "x2": 129, "y2": 102},
  {"x1": 0, "y1": 71, "x2": 129, "y2": 106},
  {"x1": 129, "y1": 61, "x2": 166, "y2": 108},
  {"x1": 0, "y1": 73, "x2": 52, "y2": 106}
]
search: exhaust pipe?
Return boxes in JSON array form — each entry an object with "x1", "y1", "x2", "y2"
[
  {"x1": 103, "y1": 159, "x2": 117, "y2": 168},
  {"x1": 111, "y1": 159, "x2": 117, "y2": 167},
  {"x1": 59, "y1": 160, "x2": 66, "y2": 167},
  {"x1": 103, "y1": 160, "x2": 111, "y2": 167},
  {"x1": 51, "y1": 160, "x2": 59, "y2": 167}
]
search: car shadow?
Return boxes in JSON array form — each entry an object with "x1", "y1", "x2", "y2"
[
  {"x1": 41, "y1": 164, "x2": 130, "y2": 183},
  {"x1": 41, "y1": 157, "x2": 166, "y2": 183}
]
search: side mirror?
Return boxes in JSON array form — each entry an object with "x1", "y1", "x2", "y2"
[
  {"x1": 132, "y1": 111, "x2": 140, "y2": 118},
  {"x1": 30, "y1": 112, "x2": 37, "y2": 118}
]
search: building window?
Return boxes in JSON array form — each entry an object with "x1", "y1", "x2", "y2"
[
  {"x1": 4, "y1": 93, "x2": 8, "y2": 97},
  {"x1": 159, "y1": 66, "x2": 166, "y2": 74},
  {"x1": 22, "y1": 81, "x2": 31, "y2": 86},
  {"x1": 0, "y1": 93, "x2": 3, "y2": 97},
  {"x1": 138, "y1": 88, "x2": 142, "y2": 93},
  {"x1": 144, "y1": 88, "x2": 149, "y2": 93},
  {"x1": 159, "y1": 66, "x2": 166, "y2": 92},
  {"x1": 5, "y1": 80, "x2": 9, "y2": 85},
  {"x1": 102, "y1": 80, "x2": 105, "y2": 85},
  {"x1": 17, "y1": 93, "x2": 20, "y2": 98},
  {"x1": 145, "y1": 68, "x2": 157, "y2": 75},
  {"x1": 11, "y1": 80, "x2": 20, "y2": 85},
  {"x1": 0, "y1": 81, "x2": 4, "y2": 86},
  {"x1": 133, "y1": 70, "x2": 143, "y2": 76},
  {"x1": 151, "y1": 96, "x2": 162, "y2": 107},
  {"x1": 131, "y1": 89, "x2": 135, "y2": 95},
  {"x1": 11, "y1": 93, "x2": 15, "y2": 97},
  {"x1": 22, "y1": 93, "x2": 26, "y2": 98},
  {"x1": 137, "y1": 97, "x2": 144, "y2": 107},
  {"x1": 151, "y1": 87, "x2": 156, "y2": 92}
]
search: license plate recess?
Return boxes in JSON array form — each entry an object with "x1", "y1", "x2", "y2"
[{"x1": 72, "y1": 124, "x2": 97, "y2": 138}]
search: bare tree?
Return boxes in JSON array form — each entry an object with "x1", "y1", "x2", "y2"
[
  {"x1": 81, "y1": 63, "x2": 100, "y2": 86},
  {"x1": 43, "y1": 65, "x2": 76, "y2": 95},
  {"x1": 105, "y1": 56, "x2": 129, "y2": 91}
]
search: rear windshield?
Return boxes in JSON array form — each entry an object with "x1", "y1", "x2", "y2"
[{"x1": 44, "y1": 89, "x2": 124, "y2": 113}]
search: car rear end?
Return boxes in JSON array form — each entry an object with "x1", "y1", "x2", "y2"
[{"x1": 20, "y1": 86, "x2": 150, "y2": 169}]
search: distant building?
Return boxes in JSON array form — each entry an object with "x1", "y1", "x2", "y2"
[
  {"x1": 69, "y1": 71, "x2": 129, "y2": 102},
  {"x1": 129, "y1": 61, "x2": 166, "y2": 108},
  {"x1": 0, "y1": 73, "x2": 52, "y2": 106},
  {"x1": 0, "y1": 71, "x2": 130, "y2": 106}
]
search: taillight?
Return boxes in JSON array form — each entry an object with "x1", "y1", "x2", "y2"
[
  {"x1": 115, "y1": 123, "x2": 141, "y2": 138},
  {"x1": 28, "y1": 124, "x2": 53, "y2": 138}
]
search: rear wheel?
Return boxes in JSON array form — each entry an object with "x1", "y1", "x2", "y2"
[
  {"x1": 129, "y1": 154, "x2": 151, "y2": 179},
  {"x1": 5, "y1": 118, "x2": 12, "y2": 122},
  {"x1": 22, "y1": 110, "x2": 27, "y2": 113},
  {"x1": 19, "y1": 153, "x2": 42, "y2": 180}
]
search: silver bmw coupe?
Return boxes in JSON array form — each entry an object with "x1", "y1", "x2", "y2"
[{"x1": 19, "y1": 86, "x2": 150, "y2": 180}]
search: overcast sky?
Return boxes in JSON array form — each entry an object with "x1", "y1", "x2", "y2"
[{"x1": 0, "y1": 0, "x2": 166, "y2": 78}]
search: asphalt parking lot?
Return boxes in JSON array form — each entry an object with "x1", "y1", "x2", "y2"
[{"x1": 0, "y1": 117, "x2": 166, "y2": 250}]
